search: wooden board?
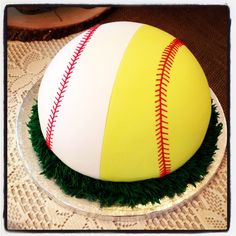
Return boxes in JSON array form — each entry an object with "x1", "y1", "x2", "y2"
[{"x1": 7, "y1": 6, "x2": 111, "y2": 41}]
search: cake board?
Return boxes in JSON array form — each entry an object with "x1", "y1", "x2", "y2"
[{"x1": 16, "y1": 80, "x2": 227, "y2": 221}]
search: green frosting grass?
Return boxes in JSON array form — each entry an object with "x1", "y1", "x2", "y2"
[{"x1": 27, "y1": 102, "x2": 222, "y2": 207}]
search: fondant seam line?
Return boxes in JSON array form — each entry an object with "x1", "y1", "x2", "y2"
[
  {"x1": 155, "y1": 38, "x2": 183, "y2": 177},
  {"x1": 45, "y1": 24, "x2": 99, "y2": 149}
]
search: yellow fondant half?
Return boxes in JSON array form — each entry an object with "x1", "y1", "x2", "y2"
[
  {"x1": 100, "y1": 24, "x2": 211, "y2": 182},
  {"x1": 100, "y1": 25, "x2": 175, "y2": 181}
]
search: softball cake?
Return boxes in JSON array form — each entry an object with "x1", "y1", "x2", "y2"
[{"x1": 37, "y1": 21, "x2": 211, "y2": 182}]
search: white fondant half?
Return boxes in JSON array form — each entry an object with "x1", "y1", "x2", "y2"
[
  {"x1": 38, "y1": 22, "x2": 142, "y2": 179},
  {"x1": 38, "y1": 32, "x2": 86, "y2": 139}
]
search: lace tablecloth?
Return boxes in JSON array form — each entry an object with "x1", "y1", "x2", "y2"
[{"x1": 7, "y1": 32, "x2": 228, "y2": 231}]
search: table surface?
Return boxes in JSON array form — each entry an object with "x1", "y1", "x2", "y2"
[{"x1": 6, "y1": 6, "x2": 229, "y2": 231}]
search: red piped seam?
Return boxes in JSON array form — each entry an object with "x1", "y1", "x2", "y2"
[
  {"x1": 45, "y1": 25, "x2": 99, "y2": 149},
  {"x1": 155, "y1": 38, "x2": 183, "y2": 177}
]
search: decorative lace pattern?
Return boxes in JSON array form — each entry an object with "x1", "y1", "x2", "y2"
[{"x1": 7, "y1": 33, "x2": 227, "y2": 230}]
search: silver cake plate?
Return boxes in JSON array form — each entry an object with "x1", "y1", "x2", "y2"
[{"x1": 16, "y1": 80, "x2": 227, "y2": 221}]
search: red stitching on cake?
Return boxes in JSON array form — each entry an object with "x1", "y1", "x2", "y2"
[
  {"x1": 155, "y1": 38, "x2": 183, "y2": 177},
  {"x1": 45, "y1": 25, "x2": 99, "y2": 149}
]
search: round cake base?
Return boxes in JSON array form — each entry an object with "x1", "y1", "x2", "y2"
[{"x1": 16, "y1": 80, "x2": 227, "y2": 221}]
